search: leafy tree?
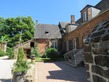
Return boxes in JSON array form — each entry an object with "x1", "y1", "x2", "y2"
[
  {"x1": 0, "y1": 35, "x2": 9, "y2": 43},
  {"x1": 0, "y1": 17, "x2": 5, "y2": 36},
  {"x1": 0, "y1": 16, "x2": 35, "y2": 47}
]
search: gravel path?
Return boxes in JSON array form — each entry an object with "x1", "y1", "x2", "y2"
[
  {"x1": 0, "y1": 60, "x2": 16, "y2": 82},
  {"x1": 35, "y1": 61, "x2": 87, "y2": 82}
]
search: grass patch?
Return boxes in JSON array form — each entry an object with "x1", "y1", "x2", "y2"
[
  {"x1": 35, "y1": 57, "x2": 64, "y2": 62},
  {"x1": 35, "y1": 57, "x2": 51, "y2": 62}
]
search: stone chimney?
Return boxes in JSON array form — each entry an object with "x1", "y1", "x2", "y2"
[{"x1": 71, "y1": 15, "x2": 75, "y2": 24}]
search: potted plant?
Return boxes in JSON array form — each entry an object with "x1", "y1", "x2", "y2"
[
  {"x1": 12, "y1": 48, "x2": 30, "y2": 82},
  {"x1": 30, "y1": 43, "x2": 40, "y2": 63}
]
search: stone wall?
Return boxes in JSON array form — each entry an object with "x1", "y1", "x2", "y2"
[
  {"x1": 37, "y1": 39, "x2": 48, "y2": 56},
  {"x1": 84, "y1": 42, "x2": 109, "y2": 82},
  {"x1": 84, "y1": 18, "x2": 109, "y2": 82}
]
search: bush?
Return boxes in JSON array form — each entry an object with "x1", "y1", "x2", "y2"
[
  {"x1": 31, "y1": 42, "x2": 40, "y2": 57},
  {"x1": 12, "y1": 48, "x2": 30, "y2": 73},
  {"x1": 6, "y1": 47, "x2": 14, "y2": 59},
  {"x1": 0, "y1": 48, "x2": 6, "y2": 57},
  {"x1": 44, "y1": 48, "x2": 59, "y2": 59}
]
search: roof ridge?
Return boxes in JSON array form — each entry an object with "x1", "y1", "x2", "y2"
[{"x1": 38, "y1": 24, "x2": 57, "y2": 26}]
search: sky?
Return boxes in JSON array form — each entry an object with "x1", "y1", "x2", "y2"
[{"x1": 0, "y1": 0, "x2": 101, "y2": 24}]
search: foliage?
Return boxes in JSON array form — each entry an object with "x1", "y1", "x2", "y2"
[
  {"x1": 0, "y1": 18, "x2": 5, "y2": 36},
  {"x1": 0, "y1": 48, "x2": 6, "y2": 57},
  {"x1": 12, "y1": 48, "x2": 30, "y2": 73},
  {"x1": 0, "y1": 35, "x2": 8, "y2": 43},
  {"x1": 44, "y1": 48, "x2": 59, "y2": 59},
  {"x1": 17, "y1": 48, "x2": 24, "y2": 62},
  {"x1": 31, "y1": 42, "x2": 40, "y2": 57},
  {"x1": 6, "y1": 47, "x2": 14, "y2": 59},
  {"x1": 0, "y1": 16, "x2": 34, "y2": 47},
  {"x1": 13, "y1": 60, "x2": 30, "y2": 72}
]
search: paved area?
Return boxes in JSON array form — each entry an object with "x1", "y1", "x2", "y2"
[
  {"x1": 0, "y1": 60, "x2": 87, "y2": 82},
  {"x1": 0, "y1": 60, "x2": 16, "y2": 82},
  {"x1": 35, "y1": 61, "x2": 87, "y2": 82}
]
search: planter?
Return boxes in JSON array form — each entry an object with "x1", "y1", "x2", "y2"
[
  {"x1": 31, "y1": 55, "x2": 36, "y2": 60},
  {"x1": 30, "y1": 55, "x2": 36, "y2": 63},
  {"x1": 13, "y1": 71, "x2": 26, "y2": 82}
]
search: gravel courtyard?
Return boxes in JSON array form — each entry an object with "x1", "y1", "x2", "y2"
[
  {"x1": 35, "y1": 61, "x2": 87, "y2": 82},
  {"x1": 0, "y1": 60, "x2": 87, "y2": 82}
]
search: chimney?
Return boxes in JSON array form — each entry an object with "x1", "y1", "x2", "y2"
[{"x1": 71, "y1": 15, "x2": 75, "y2": 24}]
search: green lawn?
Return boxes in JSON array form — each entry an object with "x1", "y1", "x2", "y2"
[
  {"x1": 35, "y1": 57, "x2": 51, "y2": 62},
  {"x1": 35, "y1": 57, "x2": 64, "y2": 62}
]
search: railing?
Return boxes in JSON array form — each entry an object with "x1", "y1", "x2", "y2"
[{"x1": 64, "y1": 49, "x2": 84, "y2": 67}]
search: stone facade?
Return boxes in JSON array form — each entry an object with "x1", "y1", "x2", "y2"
[
  {"x1": 37, "y1": 39, "x2": 49, "y2": 56},
  {"x1": 84, "y1": 19, "x2": 109, "y2": 82},
  {"x1": 84, "y1": 42, "x2": 109, "y2": 82},
  {"x1": 14, "y1": 39, "x2": 36, "y2": 59}
]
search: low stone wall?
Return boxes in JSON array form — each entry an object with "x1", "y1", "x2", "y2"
[{"x1": 84, "y1": 41, "x2": 109, "y2": 82}]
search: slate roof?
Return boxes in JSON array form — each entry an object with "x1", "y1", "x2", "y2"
[
  {"x1": 95, "y1": 0, "x2": 109, "y2": 13},
  {"x1": 34, "y1": 24, "x2": 62, "y2": 39},
  {"x1": 80, "y1": 5, "x2": 94, "y2": 12},
  {"x1": 59, "y1": 22, "x2": 69, "y2": 28}
]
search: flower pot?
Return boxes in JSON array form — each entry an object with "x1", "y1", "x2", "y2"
[
  {"x1": 14, "y1": 71, "x2": 22, "y2": 76},
  {"x1": 13, "y1": 71, "x2": 26, "y2": 82},
  {"x1": 31, "y1": 55, "x2": 36, "y2": 60}
]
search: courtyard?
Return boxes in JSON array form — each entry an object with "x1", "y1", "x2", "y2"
[{"x1": 0, "y1": 60, "x2": 87, "y2": 82}]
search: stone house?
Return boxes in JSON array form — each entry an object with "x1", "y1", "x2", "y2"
[
  {"x1": 14, "y1": 39, "x2": 36, "y2": 59},
  {"x1": 62, "y1": 0, "x2": 109, "y2": 81},
  {"x1": 63, "y1": 0, "x2": 109, "y2": 65},
  {"x1": 34, "y1": 21, "x2": 62, "y2": 56}
]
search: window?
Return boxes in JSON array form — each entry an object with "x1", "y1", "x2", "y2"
[
  {"x1": 52, "y1": 40, "x2": 58, "y2": 49},
  {"x1": 66, "y1": 41, "x2": 69, "y2": 51},
  {"x1": 45, "y1": 31, "x2": 49, "y2": 34},
  {"x1": 72, "y1": 39, "x2": 76, "y2": 50},
  {"x1": 30, "y1": 42, "x2": 34, "y2": 47},
  {"x1": 83, "y1": 11, "x2": 88, "y2": 22}
]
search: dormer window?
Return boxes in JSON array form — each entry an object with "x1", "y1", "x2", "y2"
[
  {"x1": 83, "y1": 11, "x2": 88, "y2": 22},
  {"x1": 45, "y1": 30, "x2": 49, "y2": 34},
  {"x1": 81, "y1": 5, "x2": 100, "y2": 23}
]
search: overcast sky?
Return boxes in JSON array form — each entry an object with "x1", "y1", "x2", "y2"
[{"x1": 0, "y1": 0, "x2": 101, "y2": 24}]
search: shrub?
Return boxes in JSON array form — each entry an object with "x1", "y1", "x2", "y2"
[
  {"x1": 31, "y1": 42, "x2": 40, "y2": 57},
  {"x1": 0, "y1": 48, "x2": 6, "y2": 57},
  {"x1": 6, "y1": 47, "x2": 14, "y2": 59},
  {"x1": 12, "y1": 48, "x2": 30, "y2": 73},
  {"x1": 13, "y1": 60, "x2": 30, "y2": 72},
  {"x1": 44, "y1": 48, "x2": 59, "y2": 59}
]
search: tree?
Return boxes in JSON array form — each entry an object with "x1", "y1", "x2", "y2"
[
  {"x1": 0, "y1": 17, "x2": 5, "y2": 36},
  {"x1": 0, "y1": 16, "x2": 35, "y2": 47}
]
